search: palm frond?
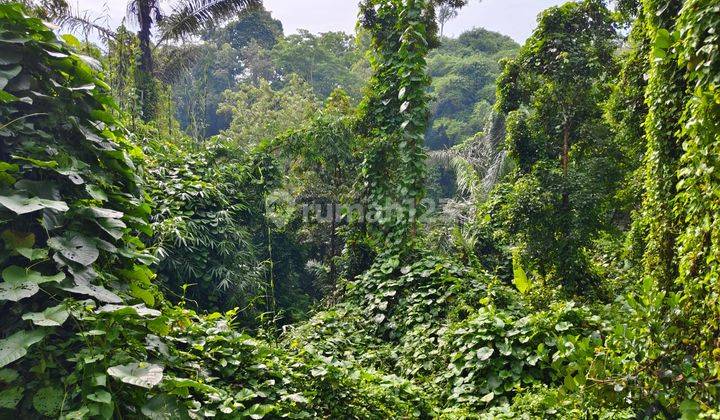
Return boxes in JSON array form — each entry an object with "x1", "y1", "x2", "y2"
[
  {"x1": 429, "y1": 113, "x2": 510, "y2": 201},
  {"x1": 450, "y1": 155, "x2": 484, "y2": 198},
  {"x1": 54, "y1": 7, "x2": 116, "y2": 42},
  {"x1": 157, "y1": 0, "x2": 262, "y2": 45}
]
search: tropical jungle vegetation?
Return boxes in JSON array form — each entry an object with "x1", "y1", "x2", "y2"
[{"x1": 1, "y1": 0, "x2": 719, "y2": 418}]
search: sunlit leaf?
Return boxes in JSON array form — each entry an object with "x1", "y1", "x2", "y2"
[{"x1": 107, "y1": 363, "x2": 164, "y2": 389}]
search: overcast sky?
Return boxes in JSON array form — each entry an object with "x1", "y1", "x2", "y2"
[{"x1": 70, "y1": 0, "x2": 566, "y2": 43}]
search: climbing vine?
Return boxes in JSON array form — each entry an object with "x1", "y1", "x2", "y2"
[
  {"x1": 0, "y1": 4, "x2": 159, "y2": 415},
  {"x1": 357, "y1": 0, "x2": 435, "y2": 248}
]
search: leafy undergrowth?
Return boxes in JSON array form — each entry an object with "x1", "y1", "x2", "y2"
[
  {"x1": 0, "y1": 6, "x2": 426, "y2": 418},
  {"x1": 287, "y1": 250, "x2": 640, "y2": 417}
]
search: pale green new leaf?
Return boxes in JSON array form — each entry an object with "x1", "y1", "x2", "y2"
[
  {"x1": 476, "y1": 346, "x2": 494, "y2": 361},
  {"x1": 512, "y1": 248, "x2": 531, "y2": 294},
  {"x1": 22, "y1": 304, "x2": 70, "y2": 326},
  {"x1": 107, "y1": 363, "x2": 164, "y2": 389},
  {"x1": 0, "y1": 194, "x2": 68, "y2": 214}
]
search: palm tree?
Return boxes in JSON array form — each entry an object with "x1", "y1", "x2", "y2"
[
  {"x1": 56, "y1": 0, "x2": 261, "y2": 118},
  {"x1": 128, "y1": 0, "x2": 261, "y2": 75}
]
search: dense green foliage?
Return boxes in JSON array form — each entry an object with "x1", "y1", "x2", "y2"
[
  {"x1": 2, "y1": 0, "x2": 720, "y2": 418},
  {"x1": 426, "y1": 29, "x2": 518, "y2": 149},
  {"x1": 0, "y1": 6, "x2": 160, "y2": 416}
]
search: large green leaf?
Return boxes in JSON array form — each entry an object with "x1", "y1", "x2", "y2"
[
  {"x1": 0, "y1": 329, "x2": 47, "y2": 368},
  {"x1": 107, "y1": 363, "x2": 164, "y2": 389},
  {"x1": 48, "y1": 235, "x2": 99, "y2": 266},
  {"x1": 61, "y1": 281, "x2": 122, "y2": 304},
  {"x1": 32, "y1": 386, "x2": 63, "y2": 416},
  {"x1": 141, "y1": 394, "x2": 188, "y2": 420},
  {"x1": 476, "y1": 346, "x2": 494, "y2": 361},
  {"x1": 0, "y1": 194, "x2": 68, "y2": 214},
  {"x1": 89, "y1": 207, "x2": 124, "y2": 219},
  {"x1": 1, "y1": 229, "x2": 34, "y2": 249},
  {"x1": 22, "y1": 304, "x2": 70, "y2": 326},
  {"x1": 86, "y1": 390, "x2": 112, "y2": 405},
  {"x1": 0, "y1": 266, "x2": 64, "y2": 301},
  {"x1": 0, "y1": 386, "x2": 23, "y2": 409},
  {"x1": 0, "y1": 280, "x2": 38, "y2": 301},
  {"x1": 15, "y1": 247, "x2": 49, "y2": 261},
  {"x1": 0, "y1": 64, "x2": 21, "y2": 90},
  {"x1": 2, "y1": 265, "x2": 65, "y2": 284},
  {"x1": 0, "y1": 49, "x2": 22, "y2": 66},
  {"x1": 60, "y1": 267, "x2": 122, "y2": 303}
]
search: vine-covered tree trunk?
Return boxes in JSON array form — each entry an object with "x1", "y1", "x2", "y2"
[
  {"x1": 357, "y1": 0, "x2": 434, "y2": 250},
  {"x1": 640, "y1": 0, "x2": 686, "y2": 289},
  {"x1": 639, "y1": 0, "x2": 720, "y2": 405},
  {"x1": 672, "y1": 0, "x2": 720, "y2": 389}
]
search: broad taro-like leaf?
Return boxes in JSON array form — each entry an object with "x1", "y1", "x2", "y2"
[
  {"x1": 107, "y1": 363, "x2": 164, "y2": 389},
  {"x1": 2, "y1": 266, "x2": 64, "y2": 284},
  {"x1": 22, "y1": 304, "x2": 70, "y2": 326},
  {"x1": 96, "y1": 217, "x2": 126, "y2": 240},
  {"x1": 32, "y1": 386, "x2": 63, "y2": 416},
  {"x1": 89, "y1": 207, "x2": 123, "y2": 219},
  {"x1": 61, "y1": 282, "x2": 122, "y2": 304},
  {"x1": 85, "y1": 184, "x2": 108, "y2": 201},
  {"x1": 0, "y1": 65, "x2": 21, "y2": 90},
  {"x1": 0, "y1": 49, "x2": 22, "y2": 65},
  {"x1": 0, "y1": 281, "x2": 38, "y2": 301},
  {"x1": 0, "y1": 266, "x2": 65, "y2": 301},
  {"x1": 0, "y1": 329, "x2": 47, "y2": 368},
  {"x1": 60, "y1": 267, "x2": 122, "y2": 303},
  {"x1": 48, "y1": 235, "x2": 99, "y2": 266},
  {"x1": 0, "y1": 194, "x2": 68, "y2": 214},
  {"x1": 243, "y1": 404, "x2": 275, "y2": 420},
  {"x1": 512, "y1": 248, "x2": 531, "y2": 294},
  {"x1": 14, "y1": 179, "x2": 60, "y2": 199},
  {"x1": 86, "y1": 390, "x2": 112, "y2": 405}
]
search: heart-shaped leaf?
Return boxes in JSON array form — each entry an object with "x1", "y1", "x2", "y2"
[
  {"x1": 48, "y1": 235, "x2": 99, "y2": 266},
  {"x1": 0, "y1": 194, "x2": 68, "y2": 214},
  {"x1": 22, "y1": 304, "x2": 70, "y2": 326},
  {"x1": 107, "y1": 363, "x2": 163, "y2": 389},
  {"x1": 32, "y1": 386, "x2": 63, "y2": 416},
  {"x1": 0, "y1": 329, "x2": 47, "y2": 368}
]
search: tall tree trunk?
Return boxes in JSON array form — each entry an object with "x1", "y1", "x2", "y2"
[
  {"x1": 137, "y1": 0, "x2": 153, "y2": 75},
  {"x1": 136, "y1": 0, "x2": 156, "y2": 121}
]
